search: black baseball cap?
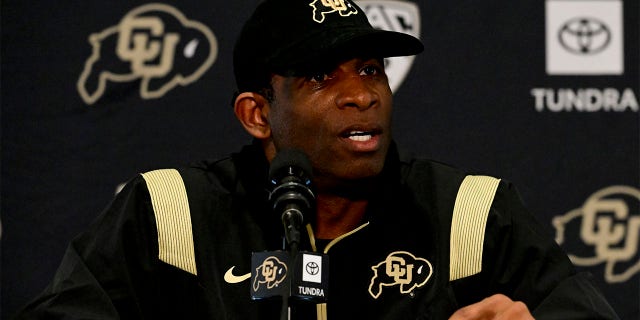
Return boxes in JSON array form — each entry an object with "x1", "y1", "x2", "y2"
[{"x1": 233, "y1": 0, "x2": 424, "y2": 92}]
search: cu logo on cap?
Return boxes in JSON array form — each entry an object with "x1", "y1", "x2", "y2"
[
  {"x1": 557, "y1": 17, "x2": 611, "y2": 55},
  {"x1": 309, "y1": 0, "x2": 358, "y2": 23}
]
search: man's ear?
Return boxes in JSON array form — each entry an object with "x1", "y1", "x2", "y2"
[{"x1": 234, "y1": 92, "x2": 271, "y2": 139}]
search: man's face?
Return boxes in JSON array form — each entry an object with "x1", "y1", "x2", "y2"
[{"x1": 267, "y1": 57, "x2": 393, "y2": 189}]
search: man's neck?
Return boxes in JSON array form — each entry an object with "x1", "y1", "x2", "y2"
[{"x1": 313, "y1": 193, "x2": 368, "y2": 240}]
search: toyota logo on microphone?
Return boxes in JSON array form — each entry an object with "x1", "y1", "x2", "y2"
[
  {"x1": 557, "y1": 17, "x2": 611, "y2": 55},
  {"x1": 305, "y1": 261, "x2": 320, "y2": 275}
]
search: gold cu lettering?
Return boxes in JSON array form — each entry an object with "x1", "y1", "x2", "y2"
[
  {"x1": 386, "y1": 256, "x2": 413, "y2": 285},
  {"x1": 262, "y1": 260, "x2": 278, "y2": 283},
  {"x1": 320, "y1": 0, "x2": 349, "y2": 11},
  {"x1": 116, "y1": 16, "x2": 179, "y2": 77},
  {"x1": 553, "y1": 186, "x2": 640, "y2": 283},
  {"x1": 582, "y1": 198, "x2": 638, "y2": 261}
]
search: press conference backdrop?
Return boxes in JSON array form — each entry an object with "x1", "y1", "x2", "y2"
[{"x1": 1, "y1": 0, "x2": 638, "y2": 318}]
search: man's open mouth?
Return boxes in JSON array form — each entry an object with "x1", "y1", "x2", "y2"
[{"x1": 346, "y1": 131, "x2": 374, "y2": 141}]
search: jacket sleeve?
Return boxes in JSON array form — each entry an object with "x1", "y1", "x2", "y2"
[
  {"x1": 452, "y1": 180, "x2": 620, "y2": 319},
  {"x1": 15, "y1": 176, "x2": 160, "y2": 319},
  {"x1": 532, "y1": 272, "x2": 619, "y2": 319}
]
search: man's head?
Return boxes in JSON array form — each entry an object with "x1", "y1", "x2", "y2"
[
  {"x1": 233, "y1": 0, "x2": 423, "y2": 190},
  {"x1": 233, "y1": 0, "x2": 423, "y2": 93}
]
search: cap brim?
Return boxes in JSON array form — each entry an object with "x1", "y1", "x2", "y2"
[{"x1": 268, "y1": 27, "x2": 424, "y2": 72}]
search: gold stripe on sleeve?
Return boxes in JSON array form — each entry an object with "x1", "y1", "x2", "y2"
[
  {"x1": 316, "y1": 303, "x2": 327, "y2": 320},
  {"x1": 449, "y1": 175, "x2": 500, "y2": 281},
  {"x1": 142, "y1": 169, "x2": 198, "y2": 276}
]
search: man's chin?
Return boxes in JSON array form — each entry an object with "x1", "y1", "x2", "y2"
[{"x1": 313, "y1": 164, "x2": 385, "y2": 198}]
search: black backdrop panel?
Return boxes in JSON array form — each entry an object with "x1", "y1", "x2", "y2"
[{"x1": 2, "y1": 0, "x2": 638, "y2": 318}]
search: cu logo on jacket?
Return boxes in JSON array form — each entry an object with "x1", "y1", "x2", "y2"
[{"x1": 369, "y1": 251, "x2": 433, "y2": 299}]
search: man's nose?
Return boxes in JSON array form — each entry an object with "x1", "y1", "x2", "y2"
[{"x1": 335, "y1": 75, "x2": 379, "y2": 111}]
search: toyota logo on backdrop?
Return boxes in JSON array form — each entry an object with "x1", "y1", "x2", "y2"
[
  {"x1": 545, "y1": 0, "x2": 623, "y2": 75},
  {"x1": 558, "y1": 17, "x2": 611, "y2": 55}
]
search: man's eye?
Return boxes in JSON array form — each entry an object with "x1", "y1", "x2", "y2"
[
  {"x1": 309, "y1": 73, "x2": 330, "y2": 83},
  {"x1": 361, "y1": 65, "x2": 380, "y2": 76}
]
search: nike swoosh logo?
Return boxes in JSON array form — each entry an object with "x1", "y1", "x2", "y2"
[{"x1": 224, "y1": 266, "x2": 251, "y2": 284}]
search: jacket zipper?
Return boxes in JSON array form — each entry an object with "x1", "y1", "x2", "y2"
[{"x1": 305, "y1": 222, "x2": 371, "y2": 320}]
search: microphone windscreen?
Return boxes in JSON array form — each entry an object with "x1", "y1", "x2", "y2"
[{"x1": 268, "y1": 149, "x2": 313, "y2": 180}]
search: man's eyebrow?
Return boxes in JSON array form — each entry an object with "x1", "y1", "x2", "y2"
[{"x1": 285, "y1": 65, "x2": 334, "y2": 78}]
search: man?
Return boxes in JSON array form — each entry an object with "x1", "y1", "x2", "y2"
[{"x1": 17, "y1": 0, "x2": 619, "y2": 319}]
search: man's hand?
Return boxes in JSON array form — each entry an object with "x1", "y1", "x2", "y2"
[{"x1": 449, "y1": 294, "x2": 535, "y2": 320}]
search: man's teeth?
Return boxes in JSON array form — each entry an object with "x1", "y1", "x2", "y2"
[{"x1": 348, "y1": 131, "x2": 372, "y2": 141}]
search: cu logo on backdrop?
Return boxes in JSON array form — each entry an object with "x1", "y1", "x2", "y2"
[
  {"x1": 557, "y1": 17, "x2": 612, "y2": 55},
  {"x1": 553, "y1": 186, "x2": 640, "y2": 283},
  {"x1": 77, "y1": 3, "x2": 218, "y2": 105}
]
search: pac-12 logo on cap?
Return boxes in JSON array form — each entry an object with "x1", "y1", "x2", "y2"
[
  {"x1": 77, "y1": 3, "x2": 218, "y2": 105},
  {"x1": 368, "y1": 251, "x2": 433, "y2": 299},
  {"x1": 310, "y1": 0, "x2": 359, "y2": 23},
  {"x1": 358, "y1": 0, "x2": 421, "y2": 93}
]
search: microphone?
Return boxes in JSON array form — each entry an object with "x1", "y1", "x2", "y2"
[
  {"x1": 264, "y1": 151, "x2": 327, "y2": 317},
  {"x1": 268, "y1": 149, "x2": 316, "y2": 249}
]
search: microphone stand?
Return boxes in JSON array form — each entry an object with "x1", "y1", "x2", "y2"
[
  {"x1": 268, "y1": 150, "x2": 315, "y2": 320},
  {"x1": 281, "y1": 206, "x2": 303, "y2": 320}
]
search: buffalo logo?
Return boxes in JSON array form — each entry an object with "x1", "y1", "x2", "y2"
[
  {"x1": 368, "y1": 251, "x2": 433, "y2": 299},
  {"x1": 77, "y1": 3, "x2": 218, "y2": 105},
  {"x1": 253, "y1": 256, "x2": 288, "y2": 291},
  {"x1": 553, "y1": 186, "x2": 640, "y2": 283},
  {"x1": 558, "y1": 17, "x2": 611, "y2": 55},
  {"x1": 358, "y1": 0, "x2": 420, "y2": 93},
  {"x1": 310, "y1": 0, "x2": 358, "y2": 23}
]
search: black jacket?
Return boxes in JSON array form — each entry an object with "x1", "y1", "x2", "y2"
[{"x1": 17, "y1": 143, "x2": 619, "y2": 319}]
